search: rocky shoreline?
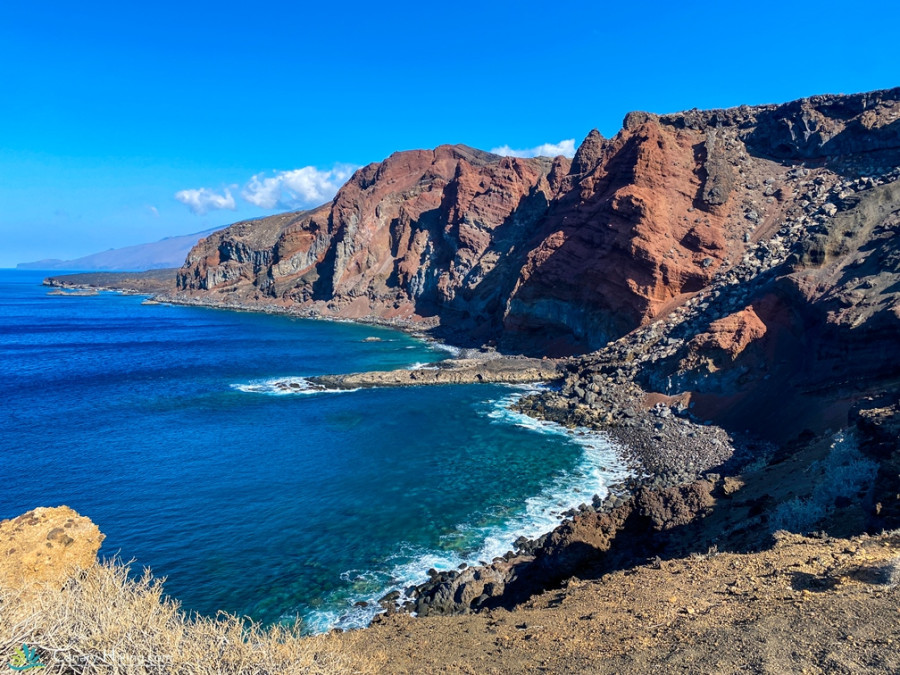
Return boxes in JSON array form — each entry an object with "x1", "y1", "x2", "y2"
[
  {"x1": 216, "y1": 338, "x2": 762, "y2": 624},
  {"x1": 293, "y1": 352, "x2": 764, "y2": 623},
  {"x1": 37, "y1": 270, "x2": 775, "y2": 627},
  {"x1": 382, "y1": 389, "x2": 900, "y2": 624},
  {"x1": 375, "y1": 376, "x2": 758, "y2": 620},
  {"x1": 43, "y1": 268, "x2": 178, "y2": 295},
  {"x1": 38, "y1": 265, "x2": 896, "y2": 637},
  {"x1": 39, "y1": 264, "x2": 765, "y2": 625}
]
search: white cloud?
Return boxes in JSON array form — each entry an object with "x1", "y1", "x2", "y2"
[
  {"x1": 490, "y1": 139, "x2": 577, "y2": 159},
  {"x1": 147, "y1": 205, "x2": 160, "y2": 218},
  {"x1": 242, "y1": 164, "x2": 358, "y2": 210},
  {"x1": 174, "y1": 187, "x2": 237, "y2": 215}
]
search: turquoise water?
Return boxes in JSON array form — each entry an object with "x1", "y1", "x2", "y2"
[{"x1": 0, "y1": 270, "x2": 628, "y2": 631}]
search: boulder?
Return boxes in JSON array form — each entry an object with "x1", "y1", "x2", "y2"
[{"x1": 0, "y1": 506, "x2": 104, "y2": 591}]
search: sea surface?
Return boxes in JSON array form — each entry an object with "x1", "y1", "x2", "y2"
[{"x1": 0, "y1": 269, "x2": 629, "y2": 632}]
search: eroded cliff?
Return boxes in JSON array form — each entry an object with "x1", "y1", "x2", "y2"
[{"x1": 171, "y1": 88, "x2": 900, "y2": 366}]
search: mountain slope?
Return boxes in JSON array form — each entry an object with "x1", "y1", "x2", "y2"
[{"x1": 170, "y1": 88, "x2": 900, "y2": 440}]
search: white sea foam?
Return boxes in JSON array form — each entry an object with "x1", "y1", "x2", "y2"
[
  {"x1": 408, "y1": 362, "x2": 440, "y2": 371},
  {"x1": 303, "y1": 385, "x2": 632, "y2": 633},
  {"x1": 230, "y1": 377, "x2": 357, "y2": 396},
  {"x1": 430, "y1": 342, "x2": 462, "y2": 357}
]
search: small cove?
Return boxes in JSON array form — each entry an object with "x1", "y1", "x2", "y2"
[{"x1": 0, "y1": 270, "x2": 630, "y2": 632}]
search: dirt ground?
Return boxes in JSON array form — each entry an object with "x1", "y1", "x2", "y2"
[{"x1": 336, "y1": 531, "x2": 900, "y2": 674}]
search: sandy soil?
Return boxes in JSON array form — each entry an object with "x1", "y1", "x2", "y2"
[{"x1": 339, "y1": 531, "x2": 900, "y2": 674}]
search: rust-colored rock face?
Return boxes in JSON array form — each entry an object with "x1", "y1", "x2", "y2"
[
  {"x1": 680, "y1": 304, "x2": 768, "y2": 374},
  {"x1": 172, "y1": 87, "x2": 900, "y2": 359},
  {"x1": 0, "y1": 506, "x2": 103, "y2": 591},
  {"x1": 177, "y1": 146, "x2": 561, "y2": 345},
  {"x1": 505, "y1": 120, "x2": 735, "y2": 350}
]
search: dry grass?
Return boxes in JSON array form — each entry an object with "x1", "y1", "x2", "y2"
[{"x1": 0, "y1": 559, "x2": 380, "y2": 674}]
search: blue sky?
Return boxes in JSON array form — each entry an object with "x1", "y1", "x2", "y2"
[{"x1": 1, "y1": 0, "x2": 898, "y2": 267}]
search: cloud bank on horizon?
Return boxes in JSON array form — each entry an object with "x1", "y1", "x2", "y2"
[
  {"x1": 174, "y1": 187, "x2": 237, "y2": 216},
  {"x1": 175, "y1": 164, "x2": 359, "y2": 216},
  {"x1": 490, "y1": 139, "x2": 576, "y2": 159}
]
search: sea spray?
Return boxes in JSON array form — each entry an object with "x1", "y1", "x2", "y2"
[{"x1": 231, "y1": 377, "x2": 360, "y2": 396}]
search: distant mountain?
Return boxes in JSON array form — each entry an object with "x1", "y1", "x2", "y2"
[{"x1": 17, "y1": 227, "x2": 222, "y2": 271}]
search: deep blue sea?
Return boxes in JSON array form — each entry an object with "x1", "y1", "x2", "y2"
[{"x1": 0, "y1": 269, "x2": 628, "y2": 631}]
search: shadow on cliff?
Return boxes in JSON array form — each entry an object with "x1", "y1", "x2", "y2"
[
  {"x1": 636, "y1": 181, "x2": 900, "y2": 443},
  {"x1": 497, "y1": 133, "x2": 656, "y2": 356},
  {"x1": 405, "y1": 186, "x2": 558, "y2": 352}
]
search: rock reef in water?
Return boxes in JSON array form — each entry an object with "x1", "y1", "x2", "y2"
[{"x1": 308, "y1": 356, "x2": 560, "y2": 389}]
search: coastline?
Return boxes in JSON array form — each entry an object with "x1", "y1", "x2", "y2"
[
  {"x1": 40, "y1": 269, "x2": 658, "y2": 630},
  {"x1": 315, "y1": 388, "x2": 639, "y2": 632},
  {"x1": 382, "y1": 377, "x2": 754, "y2": 619},
  {"x1": 40, "y1": 268, "x2": 750, "y2": 627},
  {"x1": 10, "y1": 81, "x2": 900, "y2": 670}
]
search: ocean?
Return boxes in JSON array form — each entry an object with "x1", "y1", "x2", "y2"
[{"x1": 0, "y1": 269, "x2": 629, "y2": 632}]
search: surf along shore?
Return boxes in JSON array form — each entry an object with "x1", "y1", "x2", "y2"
[
  {"x1": 11, "y1": 269, "x2": 899, "y2": 672},
  {"x1": 41, "y1": 269, "x2": 753, "y2": 620}
]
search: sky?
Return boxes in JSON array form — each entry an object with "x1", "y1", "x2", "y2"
[{"x1": 1, "y1": 1, "x2": 898, "y2": 267}]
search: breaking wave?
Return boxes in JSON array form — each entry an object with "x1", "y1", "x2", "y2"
[
  {"x1": 230, "y1": 377, "x2": 357, "y2": 396},
  {"x1": 301, "y1": 385, "x2": 631, "y2": 633}
]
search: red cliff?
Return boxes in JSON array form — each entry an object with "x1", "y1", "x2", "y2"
[{"x1": 172, "y1": 87, "x2": 900, "y2": 378}]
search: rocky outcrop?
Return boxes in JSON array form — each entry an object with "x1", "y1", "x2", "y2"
[
  {"x1": 745, "y1": 90, "x2": 900, "y2": 159},
  {"x1": 541, "y1": 122, "x2": 900, "y2": 441},
  {"x1": 0, "y1": 506, "x2": 104, "y2": 591},
  {"x1": 308, "y1": 356, "x2": 560, "y2": 390},
  {"x1": 681, "y1": 304, "x2": 768, "y2": 369},
  {"x1": 502, "y1": 117, "x2": 735, "y2": 352}
]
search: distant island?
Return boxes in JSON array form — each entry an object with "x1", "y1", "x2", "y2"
[{"x1": 17, "y1": 226, "x2": 222, "y2": 272}]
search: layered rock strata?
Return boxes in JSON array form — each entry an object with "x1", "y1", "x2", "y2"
[{"x1": 170, "y1": 89, "x2": 900, "y2": 373}]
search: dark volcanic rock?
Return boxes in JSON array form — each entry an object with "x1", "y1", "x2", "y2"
[
  {"x1": 746, "y1": 89, "x2": 900, "y2": 159},
  {"x1": 44, "y1": 269, "x2": 177, "y2": 294},
  {"x1": 407, "y1": 480, "x2": 719, "y2": 617},
  {"x1": 854, "y1": 400, "x2": 900, "y2": 530},
  {"x1": 700, "y1": 128, "x2": 734, "y2": 206}
]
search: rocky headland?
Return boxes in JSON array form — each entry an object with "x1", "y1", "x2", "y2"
[
  {"x1": 0, "y1": 506, "x2": 104, "y2": 592},
  {"x1": 308, "y1": 355, "x2": 560, "y2": 389},
  {"x1": 44, "y1": 268, "x2": 178, "y2": 295},
  {"x1": 27, "y1": 86, "x2": 900, "y2": 672}
]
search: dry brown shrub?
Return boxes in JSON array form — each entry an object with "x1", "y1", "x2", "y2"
[{"x1": 0, "y1": 559, "x2": 380, "y2": 674}]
